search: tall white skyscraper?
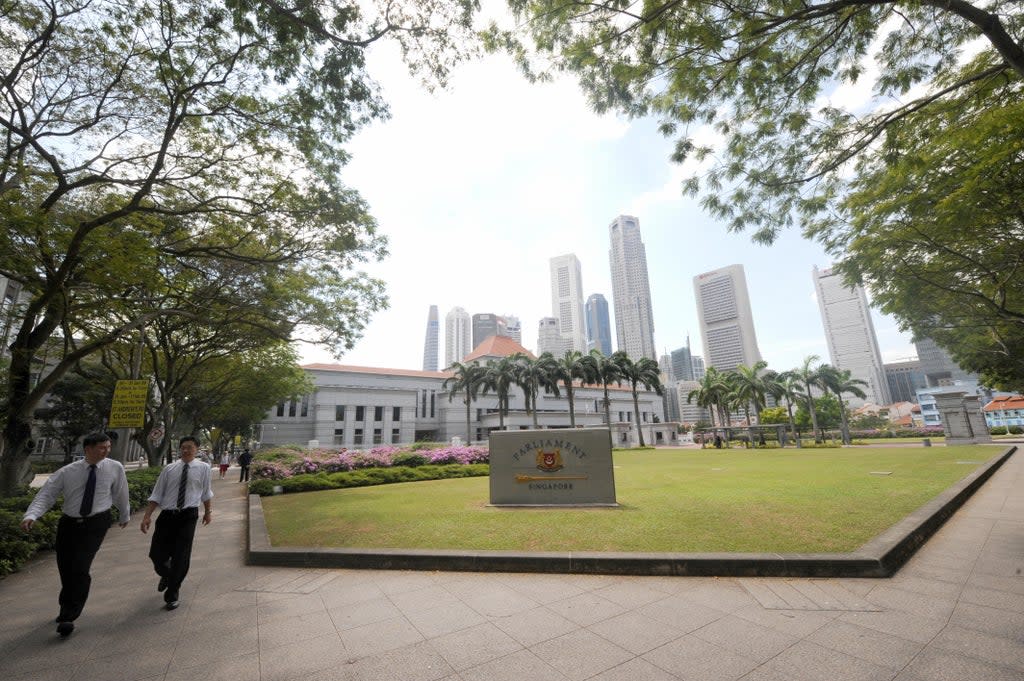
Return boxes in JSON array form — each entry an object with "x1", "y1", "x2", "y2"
[
  {"x1": 694, "y1": 264, "x2": 762, "y2": 372},
  {"x1": 422, "y1": 305, "x2": 439, "y2": 371},
  {"x1": 444, "y1": 306, "x2": 471, "y2": 368},
  {"x1": 608, "y1": 215, "x2": 656, "y2": 359},
  {"x1": 813, "y1": 266, "x2": 891, "y2": 406},
  {"x1": 549, "y1": 254, "x2": 587, "y2": 353}
]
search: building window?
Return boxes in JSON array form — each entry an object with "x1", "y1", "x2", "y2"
[
  {"x1": 373, "y1": 428, "x2": 382, "y2": 444},
  {"x1": 477, "y1": 408, "x2": 483, "y2": 421},
  {"x1": 276, "y1": 402, "x2": 285, "y2": 417},
  {"x1": 642, "y1": 411, "x2": 648, "y2": 423},
  {"x1": 391, "y1": 428, "x2": 400, "y2": 443},
  {"x1": 335, "y1": 405, "x2": 345, "y2": 421},
  {"x1": 430, "y1": 391, "x2": 436, "y2": 418},
  {"x1": 374, "y1": 406, "x2": 383, "y2": 422},
  {"x1": 288, "y1": 400, "x2": 297, "y2": 417},
  {"x1": 355, "y1": 406, "x2": 365, "y2": 421},
  {"x1": 392, "y1": 406, "x2": 400, "y2": 421},
  {"x1": 353, "y1": 428, "x2": 363, "y2": 445},
  {"x1": 333, "y1": 428, "x2": 344, "y2": 445},
  {"x1": 300, "y1": 395, "x2": 309, "y2": 418},
  {"x1": 421, "y1": 390, "x2": 427, "y2": 418}
]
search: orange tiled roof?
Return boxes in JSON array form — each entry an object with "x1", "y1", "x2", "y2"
[
  {"x1": 983, "y1": 395, "x2": 1024, "y2": 412},
  {"x1": 301, "y1": 363, "x2": 451, "y2": 379},
  {"x1": 462, "y1": 335, "x2": 536, "y2": 363}
]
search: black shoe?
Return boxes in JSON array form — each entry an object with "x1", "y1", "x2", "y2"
[
  {"x1": 165, "y1": 600, "x2": 179, "y2": 610},
  {"x1": 56, "y1": 621, "x2": 74, "y2": 637},
  {"x1": 157, "y1": 576, "x2": 167, "y2": 592}
]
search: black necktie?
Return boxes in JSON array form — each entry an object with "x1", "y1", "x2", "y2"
[
  {"x1": 79, "y1": 464, "x2": 97, "y2": 517},
  {"x1": 176, "y1": 463, "x2": 189, "y2": 509}
]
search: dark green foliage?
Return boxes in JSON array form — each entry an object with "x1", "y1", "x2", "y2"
[
  {"x1": 390, "y1": 452, "x2": 429, "y2": 467},
  {"x1": 250, "y1": 464, "x2": 489, "y2": 496}
]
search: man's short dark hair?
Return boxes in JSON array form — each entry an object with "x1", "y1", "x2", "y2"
[
  {"x1": 179, "y1": 436, "x2": 201, "y2": 447},
  {"x1": 83, "y1": 432, "x2": 112, "y2": 447}
]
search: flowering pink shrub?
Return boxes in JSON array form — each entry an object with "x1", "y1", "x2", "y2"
[{"x1": 251, "y1": 445, "x2": 489, "y2": 480}]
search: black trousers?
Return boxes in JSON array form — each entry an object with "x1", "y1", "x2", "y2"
[
  {"x1": 55, "y1": 511, "x2": 111, "y2": 622},
  {"x1": 148, "y1": 508, "x2": 198, "y2": 602},
  {"x1": 239, "y1": 464, "x2": 250, "y2": 482}
]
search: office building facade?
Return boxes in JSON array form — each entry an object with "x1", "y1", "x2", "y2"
[
  {"x1": 537, "y1": 316, "x2": 572, "y2": 357},
  {"x1": 608, "y1": 215, "x2": 656, "y2": 359},
  {"x1": 421, "y1": 305, "x2": 439, "y2": 371},
  {"x1": 444, "y1": 306, "x2": 471, "y2": 368},
  {"x1": 472, "y1": 313, "x2": 505, "y2": 349},
  {"x1": 550, "y1": 254, "x2": 587, "y2": 352},
  {"x1": 812, "y1": 265, "x2": 891, "y2": 406},
  {"x1": 885, "y1": 360, "x2": 927, "y2": 404},
  {"x1": 914, "y1": 336, "x2": 979, "y2": 387},
  {"x1": 585, "y1": 293, "x2": 613, "y2": 355},
  {"x1": 693, "y1": 264, "x2": 762, "y2": 372}
]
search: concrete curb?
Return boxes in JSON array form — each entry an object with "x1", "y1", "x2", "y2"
[{"x1": 247, "y1": 446, "x2": 1016, "y2": 578}]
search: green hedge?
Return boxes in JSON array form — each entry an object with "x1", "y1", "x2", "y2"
[
  {"x1": 0, "y1": 466, "x2": 162, "y2": 577},
  {"x1": 248, "y1": 463, "x2": 489, "y2": 496}
]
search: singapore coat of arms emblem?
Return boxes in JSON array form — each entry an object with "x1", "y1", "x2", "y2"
[{"x1": 536, "y1": 449, "x2": 564, "y2": 472}]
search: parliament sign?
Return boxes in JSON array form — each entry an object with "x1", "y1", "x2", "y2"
[{"x1": 489, "y1": 428, "x2": 617, "y2": 506}]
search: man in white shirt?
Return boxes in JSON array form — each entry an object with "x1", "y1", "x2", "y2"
[
  {"x1": 140, "y1": 435, "x2": 213, "y2": 610},
  {"x1": 21, "y1": 431, "x2": 130, "y2": 637}
]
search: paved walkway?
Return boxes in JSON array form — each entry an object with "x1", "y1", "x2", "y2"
[{"x1": 1, "y1": 453, "x2": 1022, "y2": 681}]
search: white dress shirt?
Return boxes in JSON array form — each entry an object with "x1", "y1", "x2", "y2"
[
  {"x1": 23, "y1": 458, "x2": 130, "y2": 521},
  {"x1": 148, "y1": 459, "x2": 214, "y2": 509}
]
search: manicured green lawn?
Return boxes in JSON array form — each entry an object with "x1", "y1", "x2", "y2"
[{"x1": 261, "y1": 445, "x2": 1002, "y2": 554}]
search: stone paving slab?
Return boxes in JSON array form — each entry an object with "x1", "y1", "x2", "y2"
[{"x1": 0, "y1": 452, "x2": 1021, "y2": 681}]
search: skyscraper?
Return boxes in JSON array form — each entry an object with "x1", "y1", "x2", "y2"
[
  {"x1": 813, "y1": 265, "x2": 891, "y2": 406},
  {"x1": 585, "y1": 293, "x2": 613, "y2": 356},
  {"x1": 422, "y1": 305, "x2": 439, "y2": 371},
  {"x1": 500, "y1": 315, "x2": 522, "y2": 343},
  {"x1": 445, "y1": 306, "x2": 471, "y2": 368},
  {"x1": 537, "y1": 317, "x2": 571, "y2": 357},
  {"x1": 670, "y1": 337, "x2": 695, "y2": 382},
  {"x1": 914, "y1": 336, "x2": 979, "y2": 387},
  {"x1": 550, "y1": 254, "x2": 587, "y2": 352},
  {"x1": 472, "y1": 313, "x2": 503, "y2": 349},
  {"x1": 691, "y1": 355, "x2": 706, "y2": 381},
  {"x1": 693, "y1": 264, "x2": 762, "y2": 372},
  {"x1": 608, "y1": 215, "x2": 656, "y2": 359}
]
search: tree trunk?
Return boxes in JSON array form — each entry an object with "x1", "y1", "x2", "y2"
[
  {"x1": 567, "y1": 384, "x2": 576, "y2": 428},
  {"x1": 465, "y1": 395, "x2": 472, "y2": 444},
  {"x1": 602, "y1": 385, "x2": 611, "y2": 425},
  {"x1": 805, "y1": 388, "x2": 821, "y2": 442},
  {"x1": 633, "y1": 390, "x2": 645, "y2": 447}
]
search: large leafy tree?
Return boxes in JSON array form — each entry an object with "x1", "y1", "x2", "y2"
[
  {"x1": 817, "y1": 365, "x2": 869, "y2": 446},
  {"x1": 0, "y1": 0, "x2": 476, "y2": 493},
  {"x1": 498, "y1": 1, "x2": 1024, "y2": 391},
  {"x1": 588, "y1": 349, "x2": 621, "y2": 426},
  {"x1": 512, "y1": 353, "x2": 559, "y2": 429},
  {"x1": 481, "y1": 356, "x2": 518, "y2": 431},
  {"x1": 497, "y1": 0, "x2": 1024, "y2": 241},
  {"x1": 820, "y1": 72, "x2": 1024, "y2": 393}
]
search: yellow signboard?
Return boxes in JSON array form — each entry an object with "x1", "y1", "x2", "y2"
[
  {"x1": 108, "y1": 379, "x2": 149, "y2": 428},
  {"x1": 233, "y1": 435, "x2": 242, "y2": 445}
]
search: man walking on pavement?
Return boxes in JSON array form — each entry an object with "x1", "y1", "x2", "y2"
[
  {"x1": 21, "y1": 431, "x2": 130, "y2": 637},
  {"x1": 237, "y1": 447, "x2": 252, "y2": 483},
  {"x1": 140, "y1": 435, "x2": 213, "y2": 610}
]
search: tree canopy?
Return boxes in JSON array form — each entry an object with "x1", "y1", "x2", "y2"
[
  {"x1": 0, "y1": 0, "x2": 478, "y2": 492},
  {"x1": 495, "y1": 0, "x2": 1024, "y2": 390}
]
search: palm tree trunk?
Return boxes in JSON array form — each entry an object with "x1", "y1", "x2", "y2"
[
  {"x1": 465, "y1": 395, "x2": 472, "y2": 444},
  {"x1": 632, "y1": 390, "x2": 645, "y2": 447},
  {"x1": 603, "y1": 384, "x2": 611, "y2": 425},
  {"x1": 805, "y1": 388, "x2": 820, "y2": 442},
  {"x1": 785, "y1": 399, "x2": 800, "y2": 447},
  {"x1": 839, "y1": 397, "x2": 851, "y2": 445},
  {"x1": 567, "y1": 384, "x2": 576, "y2": 428}
]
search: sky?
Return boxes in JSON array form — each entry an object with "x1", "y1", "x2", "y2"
[{"x1": 297, "y1": 39, "x2": 919, "y2": 374}]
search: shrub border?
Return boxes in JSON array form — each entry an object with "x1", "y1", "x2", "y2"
[{"x1": 247, "y1": 446, "x2": 1016, "y2": 578}]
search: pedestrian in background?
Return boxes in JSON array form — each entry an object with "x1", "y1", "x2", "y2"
[
  {"x1": 237, "y1": 447, "x2": 252, "y2": 483},
  {"x1": 21, "y1": 431, "x2": 130, "y2": 637},
  {"x1": 140, "y1": 436, "x2": 213, "y2": 610},
  {"x1": 218, "y1": 451, "x2": 230, "y2": 479}
]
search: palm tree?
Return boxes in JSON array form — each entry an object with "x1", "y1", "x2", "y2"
[
  {"x1": 588, "y1": 349, "x2": 621, "y2": 426},
  {"x1": 481, "y1": 356, "x2": 517, "y2": 430},
  {"x1": 689, "y1": 367, "x2": 732, "y2": 437},
  {"x1": 766, "y1": 369, "x2": 803, "y2": 447},
  {"x1": 552, "y1": 350, "x2": 596, "y2": 427},
  {"x1": 613, "y1": 352, "x2": 664, "y2": 447},
  {"x1": 512, "y1": 353, "x2": 559, "y2": 429},
  {"x1": 730, "y1": 360, "x2": 770, "y2": 426},
  {"x1": 817, "y1": 365, "x2": 868, "y2": 445},
  {"x1": 442, "y1": 361, "x2": 485, "y2": 443},
  {"x1": 793, "y1": 355, "x2": 825, "y2": 442}
]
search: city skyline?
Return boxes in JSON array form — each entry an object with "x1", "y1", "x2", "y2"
[{"x1": 296, "y1": 43, "x2": 917, "y2": 373}]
